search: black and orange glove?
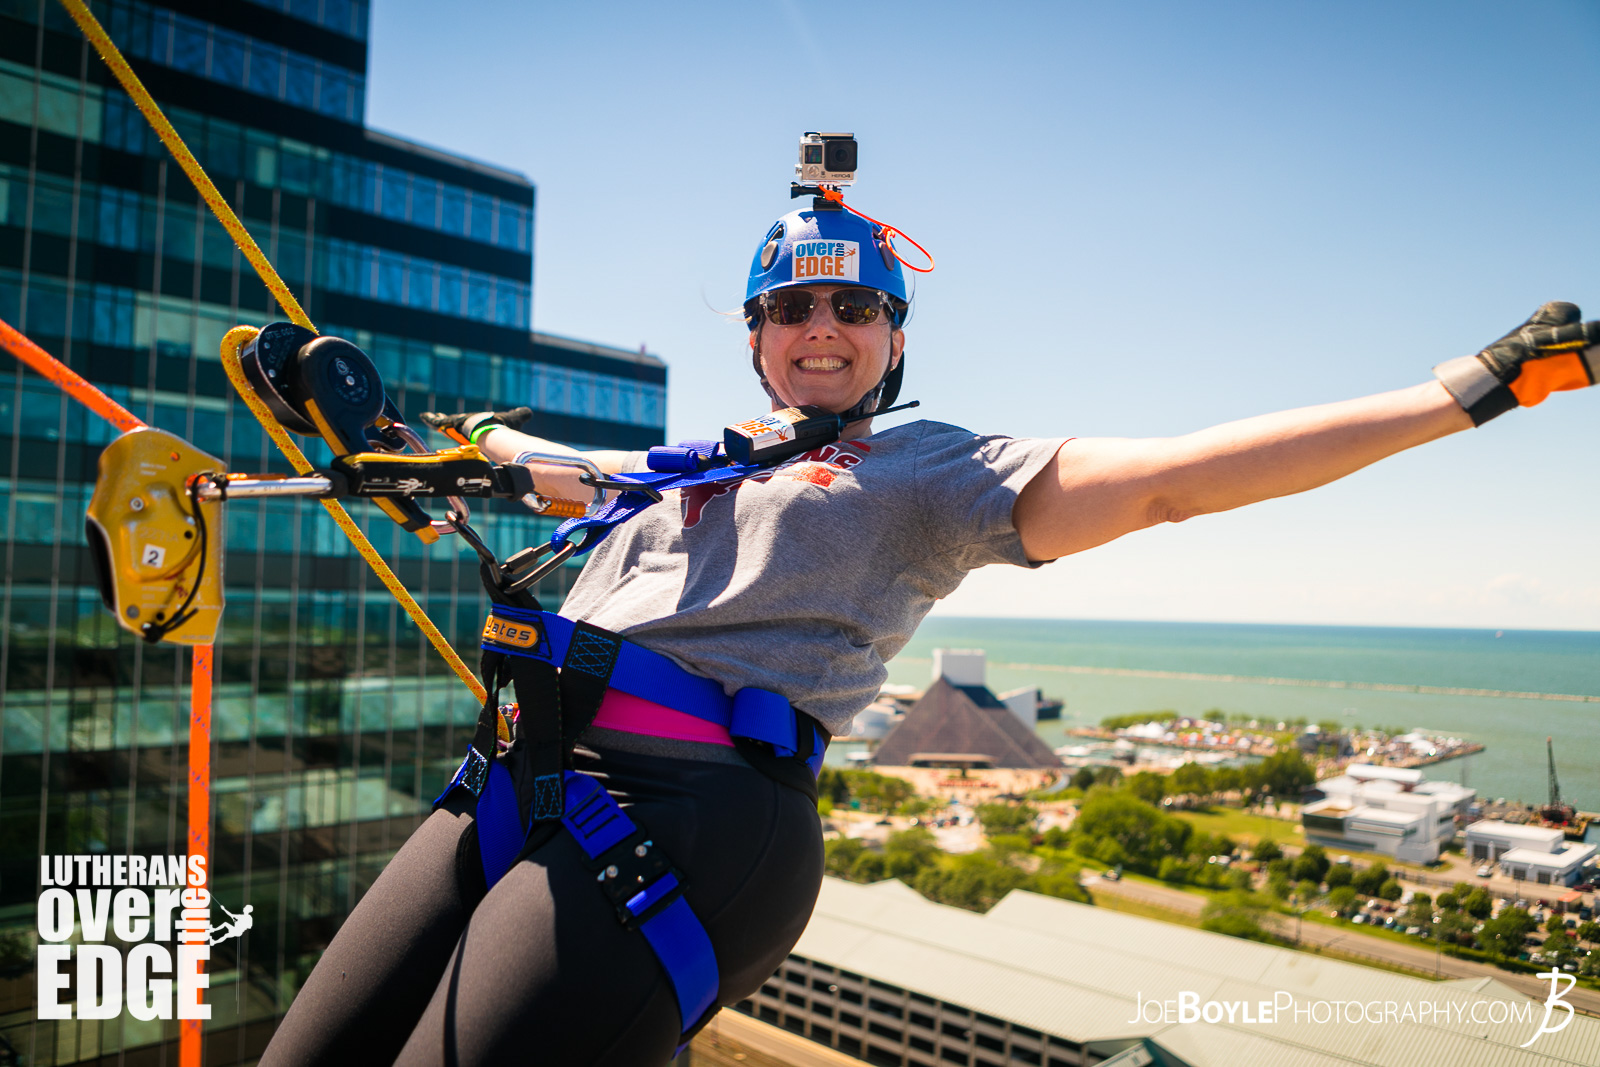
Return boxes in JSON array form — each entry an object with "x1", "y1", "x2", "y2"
[
  {"x1": 1434, "y1": 302, "x2": 1600, "y2": 425},
  {"x1": 417, "y1": 406, "x2": 534, "y2": 446}
]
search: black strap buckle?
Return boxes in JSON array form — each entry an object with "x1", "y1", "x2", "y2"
[{"x1": 586, "y1": 828, "x2": 684, "y2": 929}]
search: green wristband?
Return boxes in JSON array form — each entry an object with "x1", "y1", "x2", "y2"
[{"x1": 468, "y1": 421, "x2": 501, "y2": 445}]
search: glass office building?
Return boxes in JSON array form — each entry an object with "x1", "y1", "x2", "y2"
[{"x1": 0, "y1": 1, "x2": 666, "y2": 1062}]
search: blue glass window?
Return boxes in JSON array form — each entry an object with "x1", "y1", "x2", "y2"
[
  {"x1": 406, "y1": 263, "x2": 434, "y2": 310},
  {"x1": 248, "y1": 49, "x2": 282, "y2": 98},
  {"x1": 494, "y1": 283, "x2": 522, "y2": 328},
  {"x1": 441, "y1": 187, "x2": 466, "y2": 235},
  {"x1": 171, "y1": 21, "x2": 208, "y2": 76},
  {"x1": 410, "y1": 179, "x2": 437, "y2": 228},
  {"x1": 211, "y1": 37, "x2": 245, "y2": 86},
  {"x1": 466, "y1": 275, "x2": 491, "y2": 322},
  {"x1": 468, "y1": 194, "x2": 493, "y2": 242},
  {"x1": 285, "y1": 56, "x2": 316, "y2": 108},
  {"x1": 380, "y1": 171, "x2": 409, "y2": 221},
  {"x1": 319, "y1": 73, "x2": 348, "y2": 121},
  {"x1": 377, "y1": 251, "x2": 404, "y2": 304},
  {"x1": 437, "y1": 266, "x2": 463, "y2": 316}
]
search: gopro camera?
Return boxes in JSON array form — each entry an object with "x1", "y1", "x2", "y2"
[{"x1": 796, "y1": 131, "x2": 857, "y2": 186}]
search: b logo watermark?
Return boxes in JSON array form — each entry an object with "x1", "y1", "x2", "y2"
[{"x1": 1519, "y1": 969, "x2": 1576, "y2": 1048}]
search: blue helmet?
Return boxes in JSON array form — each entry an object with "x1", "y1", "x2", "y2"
[
  {"x1": 744, "y1": 206, "x2": 910, "y2": 416},
  {"x1": 744, "y1": 207, "x2": 908, "y2": 325}
]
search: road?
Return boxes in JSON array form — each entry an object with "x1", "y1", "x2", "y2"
[{"x1": 1083, "y1": 874, "x2": 1600, "y2": 1018}]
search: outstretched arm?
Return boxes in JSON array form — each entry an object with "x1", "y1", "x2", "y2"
[
  {"x1": 1014, "y1": 382, "x2": 1468, "y2": 561},
  {"x1": 1014, "y1": 302, "x2": 1600, "y2": 562}
]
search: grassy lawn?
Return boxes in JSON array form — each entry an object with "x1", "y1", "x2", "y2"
[
  {"x1": 1172, "y1": 807, "x2": 1304, "y2": 844},
  {"x1": 1091, "y1": 891, "x2": 1204, "y2": 928}
]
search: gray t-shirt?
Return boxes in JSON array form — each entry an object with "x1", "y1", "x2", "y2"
[{"x1": 558, "y1": 420, "x2": 1066, "y2": 739}]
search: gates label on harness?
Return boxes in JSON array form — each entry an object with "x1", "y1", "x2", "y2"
[
  {"x1": 483, "y1": 615, "x2": 540, "y2": 649},
  {"x1": 791, "y1": 240, "x2": 859, "y2": 282}
]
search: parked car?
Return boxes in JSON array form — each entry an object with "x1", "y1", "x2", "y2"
[
  {"x1": 1352, "y1": 914, "x2": 1367, "y2": 925},
  {"x1": 1405, "y1": 926, "x2": 1424, "y2": 936},
  {"x1": 1477, "y1": 865, "x2": 1493, "y2": 877}
]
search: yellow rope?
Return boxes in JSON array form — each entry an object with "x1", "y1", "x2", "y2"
[
  {"x1": 60, "y1": 0, "x2": 486, "y2": 704},
  {"x1": 221, "y1": 330, "x2": 487, "y2": 703}
]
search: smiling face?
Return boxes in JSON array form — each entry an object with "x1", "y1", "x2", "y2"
[{"x1": 754, "y1": 284, "x2": 905, "y2": 416}]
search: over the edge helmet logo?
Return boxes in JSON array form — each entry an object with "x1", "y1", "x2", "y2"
[{"x1": 792, "y1": 240, "x2": 859, "y2": 281}]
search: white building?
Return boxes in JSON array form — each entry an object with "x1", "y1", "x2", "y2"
[
  {"x1": 1465, "y1": 820, "x2": 1598, "y2": 886},
  {"x1": 1300, "y1": 763, "x2": 1474, "y2": 864}
]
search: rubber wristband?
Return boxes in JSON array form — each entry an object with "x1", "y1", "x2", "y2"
[{"x1": 469, "y1": 422, "x2": 501, "y2": 445}]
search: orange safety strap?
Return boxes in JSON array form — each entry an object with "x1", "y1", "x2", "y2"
[
  {"x1": 181, "y1": 644, "x2": 212, "y2": 1067},
  {"x1": 816, "y1": 187, "x2": 936, "y2": 273}
]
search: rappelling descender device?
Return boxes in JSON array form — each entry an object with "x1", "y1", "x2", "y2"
[{"x1": 86, "y1": 323, "x2": 608, "y2": 646}]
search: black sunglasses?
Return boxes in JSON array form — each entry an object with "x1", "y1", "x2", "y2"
[{"x1": 759, "y1": 287, "x2": 892, "y2": 327}]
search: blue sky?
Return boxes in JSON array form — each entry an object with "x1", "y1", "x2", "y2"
[{"x1": 367, "y1": 0, "x2": 1600, "y2": 629}]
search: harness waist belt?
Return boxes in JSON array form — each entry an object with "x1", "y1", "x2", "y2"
[{"x1": 482, "y1": 606, "x2": 801, "y2": 758}]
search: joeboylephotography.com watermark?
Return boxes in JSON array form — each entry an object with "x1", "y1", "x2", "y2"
[{"x1": 1127, "y1": 973, "x2": 1578, "y2": 1049}]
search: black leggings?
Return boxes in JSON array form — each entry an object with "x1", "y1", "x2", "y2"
[{"x1": 260, "y1": 745, "x2": 824, "y2": 1066}]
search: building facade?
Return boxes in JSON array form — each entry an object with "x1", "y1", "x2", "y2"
[
  {"x1": 1300, "y1": 764, "x2": 1473, "y2": 864},
  {"x1": 0, "y1": 2, "x2": 663, "y2": 1063}
]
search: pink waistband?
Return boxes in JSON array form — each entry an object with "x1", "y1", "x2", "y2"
[{"x1": 589, "y1": 688, "x2": 735, "y2": 748}]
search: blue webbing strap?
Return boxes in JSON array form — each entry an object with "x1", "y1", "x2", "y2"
[
  {"x1": 550, "y1": 461, "x2": 766, "y2": 557},
  {"x1": 482, "y1": 607, "x2": 737, "y2": 728},
  {"x1": 562, "y1": 770, "x2": 719, "y2": 1036},
  {"x1": 475, "y1": 760, "x2": 525, "y2": 888}
]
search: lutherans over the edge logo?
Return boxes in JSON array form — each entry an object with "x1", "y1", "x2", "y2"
[
  {"x1": 33, "y1": 854, "x2": 243, "y2": 1021},
  {"x1": 791, "y1": 239, "x2": 860, "y2": 282}
]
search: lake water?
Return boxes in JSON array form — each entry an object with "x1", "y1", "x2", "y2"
[{"x1": 874, "y1": 618, "x2": 1600, "y2": 813}]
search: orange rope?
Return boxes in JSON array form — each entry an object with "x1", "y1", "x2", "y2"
[
  {"x1": 817, "y1": 187, "x2": 935, "y2": 273},
  {"x1": 0, "y1": 315, "x2": 143, "y2": 431},
  {"x1": 180, "y1": 643, "x2": 212, "y2": 1067}
]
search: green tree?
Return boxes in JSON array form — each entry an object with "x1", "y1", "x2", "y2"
[
  {"x1": 1436, "y1": 909, "x2": 1475, "y2": 946},
  {"x1": 1253, "y1": 839, "x2": 1283, "y2": 863},
  {"x1": 974, "y1": 802, "x2": 1036, "y2": 837},
  {"x1": 1072, "y1": 790, "x2": 1191, "y2": 873},
  {"x1": 1542, "y1": 930, "x2": 1577, "y2": 965},
  {"x1": 912, "y1": 852, "x2": 1026, "y2": 913},
  {"x1": 1462, "y1": 888, "x2": 1493, "y2": 920},
  {"x1": 1377, "y1": 878, "x2": 1403, "y2": 902},
  {"x1": 1028, "y1": 864, "x2": 1090, "y2": 904},
  {"x1": 1266, "y1": 872, "x2": 1292, "y2": 900},
  {"x1": 1291, "y1": 845, "x2": 1329, "y2": 883},
  {"x1": 1169, "y1": 761, "x2": 1212, "y2": 798},
  {"x1": 842, "y1": 770, "x2": 915, "y2": 813},
  {"x1": 1436, "y1": 889, "x2": 1459, "y2": 911},
  {"x1": 1575, "y1": 921, "x2": 1600, "y2": 946},
  {"x1": 1544, "y1": 913, "x2": 1567, "y2": 936},
  {"x1": 1324, "y1": 862, "x2": 1353, "y2": 890},
  {"x1": 824, "y1": 837, "x2": 866, "y2": 877},
  {"x1": 1477, "y1": 907, "x2": 1537, "y2": 958},
  {"x1": 1352, "y1": 862, "x2": 1390, "y2": 897},
  {"x1": 817, "y1": 767, "x2": 851, "y2": 807},
  {"x1": 1250, "y1": 751, "x2": 1316, "y2": 799},
  {"x1": 1293, "y1": 879, "x2": 1320, "y2": 902},
  {"x1": 1200, "y1": 891, "x2": 1275, "y2": 943},
  {"x1": 1125, "y1": 772, "x2": 1167, "y2": 805},
  {"x1": 1402, "y1": 895, "x2": 1433, "y2": 929},
  {"x1": 1094, "y1": 765, "x2": 1125, "y2": 788},
  {"x1": 1210, "y1": 766, "x2": 1245, "y2": 798},
  {"x1": 1070, "y1": 766, "x2": 1099, "y2": 791},
  {"x1": 884, "y1": 827, "x2": 940, "y2": 881},
  {"x1": 1580, "y1": 952, "x2": 1600, "y2": 978},
  {"x1": 849, "y1": 851, "x2": 888, "y2": 883},
  {"x1": 1041, "y1": 826, "x2": 1071, "y2": 850},
  {"x1": 1328, "y1": 886, "x2": 1359, "y2": 917}
]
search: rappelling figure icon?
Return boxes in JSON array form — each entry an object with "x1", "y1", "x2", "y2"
[{"x1": 207, "y1": 902, "x2": 254, "y2": 946}]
